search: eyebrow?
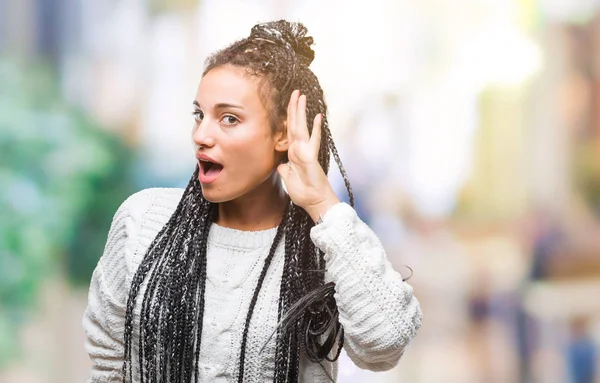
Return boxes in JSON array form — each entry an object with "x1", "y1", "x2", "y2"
[{"x1": 193, "y1": 100, "x2": 245, "y2": 110}]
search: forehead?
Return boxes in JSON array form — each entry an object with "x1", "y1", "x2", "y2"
[{"x1": 196, "y1": 65, "x2": 263, "y2": 109}]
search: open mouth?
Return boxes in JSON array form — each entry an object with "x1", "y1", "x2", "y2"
[{"x1": 199, "y1": 159, "x2": 224, "y2": 183}]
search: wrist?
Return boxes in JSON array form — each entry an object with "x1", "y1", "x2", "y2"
[{"x1": 305, "y1": 193, "x2": 340, "y2": 224}]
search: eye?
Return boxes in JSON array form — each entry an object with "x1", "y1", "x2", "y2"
[
  {"x1": 221, "y1": 115, "x2": 240, "y2": 126},
  {"x1": 192, "y1": 110, "x2": 204, "y2": 122}
]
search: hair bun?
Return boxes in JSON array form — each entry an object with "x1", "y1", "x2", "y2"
[{"x1": 250, "y1": 20, "x2": 315, "y2": 66}]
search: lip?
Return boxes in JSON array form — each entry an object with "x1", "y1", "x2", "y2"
[
  {"x1": 195, "y1": 153, "x2": 222, "y2": 165},
  {"x1": 196, "y1": 153, "x2": 223, "y2": 185}
]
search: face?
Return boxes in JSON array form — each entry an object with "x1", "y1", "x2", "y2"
[{"x1": 192, "y1": 65, "x2": 287, "y2": 203}]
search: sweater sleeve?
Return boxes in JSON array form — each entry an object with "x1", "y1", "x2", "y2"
[
  {"x1": 310, "y1": 202, "x2": 422, "y2": 372},
  {"x1": 82, "y1": 194, "x2": 140, "y2": 382}
]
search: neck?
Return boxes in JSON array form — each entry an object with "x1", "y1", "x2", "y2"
[{"x1": 216, "y1": 171, "x2": 289, "y2": 231}]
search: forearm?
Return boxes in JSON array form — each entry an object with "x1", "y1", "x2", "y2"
[{"x1": 310, "y1": 202, "x2": 422, "y2": 370}]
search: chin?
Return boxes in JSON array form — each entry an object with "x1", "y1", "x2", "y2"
[
  {"x1": 200, "y1": 185, "x2": 236, "y2": 204},
  {"x1": 200, "y1": 189, "x2": 225, "y2": 203}
]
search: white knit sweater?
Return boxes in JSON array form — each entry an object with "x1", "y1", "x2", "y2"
[{"x1": 82, "y1": 187, "x2": 422, "y2": 382}]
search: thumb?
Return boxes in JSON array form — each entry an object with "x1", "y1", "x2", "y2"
[{"x1": 277, "y1": 162, "x2": 290, "y2": 182}]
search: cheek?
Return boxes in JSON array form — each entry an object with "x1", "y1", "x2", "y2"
[
  {"x1": 227, "y1": 131, "x2": 275, "y2": 167},
  {"x1": 231, "y1": 146, "x2": 276, "y2": 182},
  {"x1": 238, "y1": 146, "x2": 275, "y2": 170}
]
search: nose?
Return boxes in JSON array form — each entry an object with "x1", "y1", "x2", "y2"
[{"x1": 192, "y1": 119, "x2": 216, "y2": 149}]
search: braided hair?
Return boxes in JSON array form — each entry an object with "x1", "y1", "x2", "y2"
[{"x1": 122, "y1": 20, "x2": 354, "y2": 383}]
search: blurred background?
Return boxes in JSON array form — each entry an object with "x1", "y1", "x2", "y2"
[{"x1": 1, "y1": 0, "x2": 600, "y2": 382}]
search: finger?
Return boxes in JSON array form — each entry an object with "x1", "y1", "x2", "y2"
[
  {"x1": 287, "y1": 89, "x2": 298, "y2": 118},
  {"x1": 287, "y1": 90, "x2": 299, "y2": 140},
  {"x1": 310, "y1": 113, "x2": 323, "y2": 153},
  {"x1": 295, "y1": 94, "x2": 310, "y2": 142},
  {"x1": 277, "y1": 162, "x2": 291, "y2": 182}
]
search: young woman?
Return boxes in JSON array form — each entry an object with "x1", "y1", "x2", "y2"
[{"x1": 83, "y1": 20, "x2": 422, "y2": 383}]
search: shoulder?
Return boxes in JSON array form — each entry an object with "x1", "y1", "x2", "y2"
[
  {"x1": 119, "y1": 187, "x2": 185, "y2": 218},
  {"x1": 104, "y1": 187, "x2": 185, "y2": 255},
  {"x1": 112, "y1": 187, "x2": 185, "y2": 272},
  {"x1": 100, "y1": 188, "x2": 184, "y2": 273},
  {"x1": 88, "y1": 187, "x2": 186, "y2": 312}
]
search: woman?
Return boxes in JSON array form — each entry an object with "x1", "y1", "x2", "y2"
[{"x1": 83, "y1": 20, "x2": 422, "y2": 383}]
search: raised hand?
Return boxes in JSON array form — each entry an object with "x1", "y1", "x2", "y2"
[{"x1": 277, "y1": 90, "x2": 340, "y2": 223}]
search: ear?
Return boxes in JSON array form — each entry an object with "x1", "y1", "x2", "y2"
[{"x1": 274, "y1": 121, "x2": 289, "y2": 153}]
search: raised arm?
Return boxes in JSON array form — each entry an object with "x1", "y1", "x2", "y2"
[{"x1": 310, "y1": 202, "x2": 422, "y2": 371}]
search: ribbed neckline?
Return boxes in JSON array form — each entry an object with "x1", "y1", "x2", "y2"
[{"x1": 207, "y1": 223, "x2": 279, "y2": 250}]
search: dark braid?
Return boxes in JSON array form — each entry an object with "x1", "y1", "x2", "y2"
[
  {"x1": 122, "y1": 20, "x2": 354, "y2": 383},
  {"x1": 122, "y1": 168, "x2": 214, "y2": 382}
]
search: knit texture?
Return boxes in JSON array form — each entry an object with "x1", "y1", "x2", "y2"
[{"x1": 83, "y1": 187, "x2": 422, "y2": 382}]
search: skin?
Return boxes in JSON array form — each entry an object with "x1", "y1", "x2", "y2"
[{"x1": 192, "y1": 65, "x2": 339, "y2": 230}]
